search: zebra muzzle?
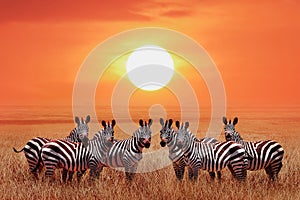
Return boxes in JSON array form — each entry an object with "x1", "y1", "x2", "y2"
[
  {"x1": 225, "y1": 133, "x2": 231, "y2": 141},
  {"x1": 160, "y1": 141, "x2": 166, "y2": 147},
  {"x1": 82, "y1": 137, "x2": 89, "y2": 148},
  {"x1": 144, "y1": 143, "x2": 150, "y2": 148}
]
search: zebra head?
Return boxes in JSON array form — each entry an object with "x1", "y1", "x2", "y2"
[
  {"x1": 223, "y1": 116, "x2": 241, "y2": 142},
  {"x1": 75, "y1": 115, "x2": 90, "y2": 147},
  {"x1": 134, "y1": 119, "x2": 153, "y2": 149},
  {"x1": 159, "y1": 118, "x2": 174, "y2": 147},
  {"x1": 175, "y1": 121, "x2": 190, "y2": 149},
  {"x1": 101, "y1": 119, "x2": 116, "y2": 143}
]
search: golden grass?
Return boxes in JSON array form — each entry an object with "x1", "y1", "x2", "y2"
[{"x1": 1, "y1": 123, "x2": 300, "y2": 200}]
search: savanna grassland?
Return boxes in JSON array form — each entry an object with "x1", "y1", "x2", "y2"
[{"x1": 1, "y1": 107, "x2": 300, "y2": 200}]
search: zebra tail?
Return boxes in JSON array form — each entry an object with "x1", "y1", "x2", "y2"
[{"x1": 13, "y1": 147, "x2": 24, "y2": 153}]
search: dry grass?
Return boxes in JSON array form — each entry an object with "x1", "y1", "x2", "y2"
[{"x1": 1, "y1": 122, "x2": 300, "y2": 200}]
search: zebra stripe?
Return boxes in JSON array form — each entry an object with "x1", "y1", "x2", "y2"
[
  {"x1": 38, "y1": 120, "x2": 116, "y2": 182},
  {"x1": 175, "y1": 121, "x2": 248, "y2": 181},
  {"x1": 223, "y1": 116, "x2": 284, "y2": 181},
  {"x1": 13, "y1": 115, "x2": 90, "y2": 180},
  {"x1": 103, "y1": 119, "x2": 153, "y2": 181},
  {"x1": 159, "y1": 118, "x2": 220, "y2": 181}
]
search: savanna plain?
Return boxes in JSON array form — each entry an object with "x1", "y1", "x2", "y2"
[{"x1": 0, "y1": 106, "x2": 299, "y2": 200}]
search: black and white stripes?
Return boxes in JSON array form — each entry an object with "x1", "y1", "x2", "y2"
[
  {"x1": 174, "y1": 121, "x2": 249, "y2": 181},
  {"x1": 37, "y1": 120, "x2": 116, "y2": 182},
  {"x1": 13, "y1": 115, "x2": 90, "y2": 180},
  {"x1": 223, "y1": 117, "x2": 284, "y2": 181},
  {"x1": 159, "y1": 118, "x2": 219, "y2": 181},
  {"x1": 104, "y1": 119, "x2": 153, "y2": 181},
  {"x1": 14, "y1": 116, "x2": 284, "y2": 183}
]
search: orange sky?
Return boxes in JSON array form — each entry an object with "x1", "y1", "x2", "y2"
[{"x1": 0, "y1": 0, "x2": 299, "y2": 108}]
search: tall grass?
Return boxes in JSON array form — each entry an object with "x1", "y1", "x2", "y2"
[{"x1": 1, "y1": 122, "x2": 299, "y2": 200}]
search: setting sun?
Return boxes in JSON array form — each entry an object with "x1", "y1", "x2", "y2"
[{"x1": 126, "y1": 45, "x2": 174, "y2": 91}]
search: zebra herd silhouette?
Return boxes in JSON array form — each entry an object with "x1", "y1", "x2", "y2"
[{"x1": 13, "y1": 116, "x2": 284, "y2": 183}]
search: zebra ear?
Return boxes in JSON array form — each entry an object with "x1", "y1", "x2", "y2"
[
  {"x1": 175, "y1": 121, "x2": 180, "y2": 129},
  {"x1": 159, "y1": 118, "x2": 164, "y2": 126},
  {"x1": 168, "y1": 119, "x2": 173, "y2": 128},
  {"x1": 75, "y1": 116, "x2": 80, "y2": 125},
  {"x1": 111, "y1": 119, "x2": 116, "y2": 127},
  {"x1": 139, "y1": 119, "x2": 144, "y2": 127},
  {"x1": 222, "y1": 117, "x2": 227, "y2": 125},
  {"x1": 148, "y1": 119, "x2": 153, "y2": 127},
  {"x1": 101, "y1": 120, "x2": 106, "y2": 128},
  {"x1": 233, "y1": 117, "x2": 238, "y2": 125},
  {"x1": 185, "y1": 122, "x2": 189, "y2": 130},
  {"x1": 85, "y1": 115, "x2": 90, "y2": 123}
]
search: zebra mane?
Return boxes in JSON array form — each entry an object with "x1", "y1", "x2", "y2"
[
  {"x1": 64, "y1": 127, "x2": 80, "y2": 142},
  {"x1": 186, "y1": 130, "x2": 199, "y2": 142},
  {"x1": 233, "y1": 131, "x2": 243, "y2": 141},
  {"x1": 92, "y1": 128, "x2": 106, "y2": 141}
]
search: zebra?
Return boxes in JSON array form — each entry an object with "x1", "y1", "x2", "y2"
[
  {"x1": 13, "y1": 115, "x2": 90, "y2": 181},
  {"x1": 159, "y1": 118, "x2": 221, "y2": 181},
  {"x1": 101, "y1": 119, "x2": 153, "y2": 181},
  {"x1": 175, "y1": 120, "x2": 249, "y2": 182},
  {"x1": 36, "y1": 120, "x2": 116, "y2": 182},
  {"x1": 223, "y1": 116, "x2": 284, "y2": 181}
]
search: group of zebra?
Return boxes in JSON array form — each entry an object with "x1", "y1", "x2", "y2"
[
  {"x1": 159, "y1": 117, "x2": 284, "y2": 182},
  {"x1": 13, "y1": 115, "x2": 284, "y2": 183},
  {"x1": 14, "y1": 116, "x2": 152, "y2": 182}
]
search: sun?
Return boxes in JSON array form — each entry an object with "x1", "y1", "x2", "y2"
[{"x1": 126, "y1": 45, "x2": 174, "y2": 91}]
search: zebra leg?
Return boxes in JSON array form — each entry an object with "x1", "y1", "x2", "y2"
[
  {"x1": 209, "y1": 172, "x2": 216, "y2": 181},
  {"x1": 67, "y1": 171, "x2": 75, "y2": 182},
  {"x1": 188, "y1": 166, "x2": 194, "y2": 181},
  {"x1": 178, "y1": 159, "x2": 185, "y2": 181},
  {"x1": 229, "y1": 162, "x2": 247, "y2": 181},
  {"x1": 227, "y1": 164, "x2": 237, "y2": 179},
  {"x1": 77, "y1": 170, "x2": 86, "y2": 183},
  {"x1": 172, "y1": 162, "x2": 180, "y2": 180},
  {"x1": 192, "y1": 168, "x2": 199, "y2": 182},
  {"x1": 93, "y1": 165, "x2": 103, "y2": 180},
  {"x1": 274, "y1": 162, "x2": 283, "y2": 180},
  {"x1": 31, "y1": 164, "x2": 43, "y2": 180},
  {"x1": 173, "y1": 161, "x2": 185, "y2": 181},
  {"x1": 266, "y1": 161, "x2": 283, "y2": 181},
  {"x1": 217, "y1": 171, "x2": 222, "y2": 180},
  {"x1": 125, "y1": 164, "x2": 137, "y2": 181},
  {"x1": 62, "y1": 169, "x2": 68, "y2": 183},
  {"x1": 89, "y1": 167, "x2": 98, "y2": 182},
  {"x1": 44, "y1": 166, "x2": 56, "y2": 181}
]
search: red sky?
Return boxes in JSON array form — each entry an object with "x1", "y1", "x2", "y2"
[{"x1": 0, "y1": 0, "x2": 299, "y2": 108}]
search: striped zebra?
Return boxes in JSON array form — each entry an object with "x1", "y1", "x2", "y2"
[
  {"x1": 159, "y1": 118, "x2": 221, "y2": 181},
  {"x1": 175, "y1": 121, "x2": 249, "y2": 181},
  {"x1": 223, "y1": 116, "x2": 284, "y2": 181},
  {"x1": 102, "y1": 119, "x2": 153, "y2": 181},
  {"x1": 13, "y1": 115, "x2": 90, "y2": 181},
  {"x1": 36, "y1": 120, "x2": 116, "y2": 182}
]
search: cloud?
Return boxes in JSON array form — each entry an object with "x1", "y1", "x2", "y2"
[
  {"x1": 0, "y1": 0, "x2": 152, "y2": 23},
  {"x1": 131, "y1": 0, "x2": 194, "y2": 19},
  {"x1": 160, "y1": 9, "x2": 192, "y2": 18}
]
